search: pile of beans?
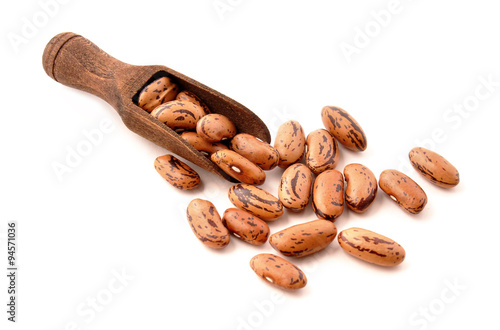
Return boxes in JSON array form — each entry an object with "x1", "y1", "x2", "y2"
[{"x1": 138, "y1": 77, "x2": 460, "y2": 291}]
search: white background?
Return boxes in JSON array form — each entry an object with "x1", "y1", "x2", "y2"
[{"x1": 1, "y1": 0, "x2": 499, "y2": 329}]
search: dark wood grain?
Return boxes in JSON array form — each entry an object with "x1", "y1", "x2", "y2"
[{"x1": 42, "y1": 32, "x2": 271, "y2": 182}]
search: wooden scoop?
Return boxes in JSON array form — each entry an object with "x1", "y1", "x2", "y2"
[{"x1": 42, "y1": 32, "x2": 271, "y2": 182}]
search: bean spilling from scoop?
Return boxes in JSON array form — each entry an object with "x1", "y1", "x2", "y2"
[{"x1": 135, "y1": 76, "x2": 460, "y2": 290}]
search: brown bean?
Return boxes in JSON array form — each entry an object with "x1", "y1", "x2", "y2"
[
  {"x1": 175, "y1": 90, "x2": 211, "y2": 115},
  {"x1": 274, "y1": 120, "x2": 306, "y2": 168},
  {"x1": 154, "y1": 154, "x2": 200, "y2": 190},
  {"x1": 338, "y1": 227, "x2": 405, "y2": 266},
  {"x1": 228, "y1": 184, "x2": 283, "y2": 221},
  {"x1": 409, "y1": 147, "x2": 460, "y2": 188},
  {"x1": 312, "y1": 169, "x2": 344, "y2": 221},
  {"x1": 186, "y1": 199, "x2": 230, "y2": 249},
  {"x1": 151, "y1": 100, "x2": 205, "y2": 132},
  {"x1": 222, "y1": 208, "x2": 269, "y2": 245},
  {"x1": 278, "y1": 163, "x2": 313, "y2": 212},
  {"x1": 269, "y1": 219, "x2": 337, "y2": 257},
  {"x1": 138, "y1": 76, "x2": 178, "y2": 112},
  {"x1": 196, "y1": 113, "x2": 237, "y2": 142},
  {"x1": 379, "y1": 169, "x2": 427, "y2": 214},
  {"x1": 344, "y1": 163, "x2": 377, "y2": 213},
  {"x1": 211, "y1": 150, "x2": 266, "y2": 185},
  {"x1": 321, "y1": 106, "x2": 367, "y2": 151},
  {"x1": 305, "y1": 129, "x2": 340, "y2": 175},
  {"x1": 250, "y1": 253, "x2": 307, "y2": 290},
  {"x1": 229, "y1": 133, "x2": 280, "y2": 170},
  {"x1": 180, "y1": 131, "x2": 228, "y2": 157}
]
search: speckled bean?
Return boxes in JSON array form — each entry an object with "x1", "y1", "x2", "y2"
[
  {"x1": 269, "y1": 219, "x2": 337, "y2": 257},
  {"x1": 175, "y1": 90, "x2": 211, "y2": 115},
  {"x1": 229, "y1": 133, "x2": 280, "y2": 170},
  {"x1": 186, "y1": 199, "x2": 230, "y2": 249},
  {"x1": 196, "y1": 113, "x2": 237, "y2": 142},
  {"x1": 321, "y1": 106, "x2": 367, "y2": 151},
  {"x1": 250, "y1": 253, "x2": 307, "y2": 290},
  {"x1": 150, "y1": 100, "x2": 205, "y2": 132},
  {"x1": 379, "y1": 169, "x2": 427, "y2": 214},
  {"x1": 228, "y1": 184, "x2": 283, "y2": 221},
  {"x1": 180, "y1": 131, "x2": 228, "y2": 157},
  {"x1": 211, "y1": 150, "x2": 266, "y2": 185},
  {"x1": 344, "y1": 163, "x2": 377, "y2": 213},
  {"x1": 305, "y1": 129, "x2": 339, "y2": 175},
  {"x1": 154, "y1": 154, "x2": 200, "y2": 190},
  {"x1": 138, "y1": 76, "x2": 178, "y2": 112},
  {"x1": 278, "y1": 163, "x2": 313, "y2": 212},
  {"x1": 409, "y1": 147, "x2": 460, "y2": 188},
  {"x1": 312, "y1": 169, "x2": 344, "y2": 221},
  {"x1": 274, "y1": 120, "x2": 306, "y2": 168},
  {"x1": 338, "y1": 227, "x2": 405, "y2": 266},
  {"x1": 222, "y1": 208, "x2": 269, "y2": 245}
]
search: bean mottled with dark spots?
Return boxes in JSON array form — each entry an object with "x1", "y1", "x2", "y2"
[
  {"x1": 409, "y1": 147, "x2": 460, "y2": 188},
  {"x1": 138, "y1": 76, "x2": 178, "y2": 112},
  {"x1": 186, "y1": 199, "x2": 230, "y2": 249},
  {"x1": 211, "y1": 150, "x2": 266, "y2": 185},
  {"x1": 312, "y1": 170, "x2": 344, "y2": 221},
  {"x1": 196, "y1": 113, "x2": 237, "y2": 142},
  {"x1": 228, "y1": 184, "x2": 283, "y2": 221},
  {"x1": 278, "y1": 163, "x2": 313, "y2": 212},
  {"x1": 250, "y1": 253, "x2": 307, "y2": 290},
  {"x1": 175, "y1": 90, "x2": 211, "y2": 115},
  {"x1": 274, "y1": 120, "x2": 306, "y2": 168},
  {"x1": 338, "y1": 227, "x2": 405, "y2": 266},
  {"x1": 229, "y1": 133, "x2": 280, "y2": 170},
  {"x1": 379, "y1": 169, "x2": 427, "y2": 214},
  {"x1": 180, "y1": 131, "x2": 228, "y2": 157},
  {"x1": 151, "y1": 100, "x2": 205, "y2": 132},
  {"x1": 321, "y1": 106, "x2": 367, "y2": 151},
  {"x1": 344, "y1": 163, "x2": 377, "y2": 213},
  {"x1": 222, "y1": 208, "x2": 269, "y2": 245},
  {"x1": 269, "y1": 220, "x2": 337, "y2": 257},
  {"x1": 305, "y1": 129, "x2": 340, "y2": 175},
  {"x1": 154, "y1": 154, "x2": 200, "y2": 190}
]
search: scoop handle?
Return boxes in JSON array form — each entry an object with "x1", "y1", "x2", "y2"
[{"x1": 42, "y1": 32, "x2": 128, "y2": 107}]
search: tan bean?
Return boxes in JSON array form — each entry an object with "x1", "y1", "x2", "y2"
[
  {"x1": 196, "y1": 113, "x2": 237, "y2": 142},
  {"x1": 321, "y1": 106, "x2": 367, "y2": 151},
  {"x1": 228, "y1": 184, "x2": 283, "y2": 221},
  {"x1": 154, "y1": 154, "x2": 200, "y2": 190},
  {"x1": 180, "y1": 131, "x2": 228, "y2": 157},
  {"x1": 229, "y1": 133, "x2": 280, "y2": 170},
  {"x1": 344, "y1": 163, "x2": 377, "y2": 213},
  {"x1": 269, "y1": 219, "x2": 337, "y2": 257},
  {"x1": 175, "y1": 90, "x2": 211, "y2": 115},
  {"x1": 278, "y1": 163, "x2": 313, "y2": 212},
  {"x1": 211, "y1": 150, "x2": 266, "y2": 185},
  {"x1": 274, "y1": 120, "x2": 306, "y2": 168},
  {"x1": 409, "y1": 147, "x2": 460, "y2": 188},
  {"x1": 186, "y1": 199, "x2": 230, "y2": 249},
  {"x1": 312, "y1": 169, "x2": 344, "y2": 221},
  {"x1": 379, "y1": 169, "x2": 427, "y2": 214},
  {"x1": 305, "y1": 129, "x2": 340, "y2": 175},
  {"x1": 338, "y1": 227, "x2": 405, "y2": 266},
  {"x1": 151, "y1": 100, "x2": 205, "y2": 132},
  {"x1": 250, "y1": 253, "x2": 307, "y2": 290},
  {"x1": 138, "y1": 76, "x2": 178, "y2": 112},
  {"x1": 222, "y1": 208, "x2": 269, "y2": 245}
]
